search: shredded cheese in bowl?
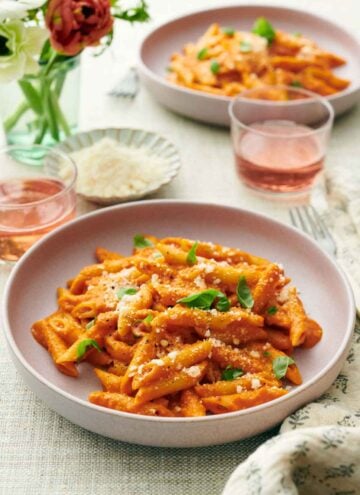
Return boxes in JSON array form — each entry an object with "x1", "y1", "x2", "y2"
[{"x1": 69, "y1": 137, "x2": 168, "y2": 200}]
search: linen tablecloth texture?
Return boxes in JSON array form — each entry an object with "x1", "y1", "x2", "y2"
[{"x1": 1, "y1": 0, "x2": 360, "y2": 493}]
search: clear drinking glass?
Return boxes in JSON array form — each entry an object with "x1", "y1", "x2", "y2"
[
  {"x1": 0, "y1": 145, "x2": 77, "y2": 262},
  {"x1": 229, "y1": 85, "x2": 334, "y2": 194}
]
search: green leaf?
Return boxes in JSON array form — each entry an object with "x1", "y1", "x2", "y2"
[
  {"x1": 117, "y1": 287, "x2": 138, "y2": 299},
  {"x1": 38, "y1": 40, "x2": 52, "y2": 66},
  {"x1": 177, "y1": 289, "x2": 230, "y2": 312},
  {"x1": 143, "y1": 314, "x2": 154, "y2": 324},
  {"x1": 77, "y1": 339, "x2": 101, "y2": 360},
  {"x1": 197, "y1": 47, "x2": 208, "y2": 60},
  {"x1": 215, "y1": 295, "x2": 231, "y2": 312},
  {"x1": 221, "y1": 366, "x2": 244, "y2": 381},
  {"x1": 133, "y1": 234, "x2": 154, "y2": 248},
  {"x1": 267, "y1": 306, "x2": 278, "y2": 315},
  {"x1": 222, "y1": 26, "x2": 235, "y2": 36},
  {"x1": 272, "y1": 356, "x2": 295, "y2": 379},
  {"x1": 239, "y1": 40, "x2": 252, "y2": 53},
  {"x1": 112, "y1": 0, "x2": 150, "y2": 23},
  {"x1": 210, "y1": 60, "x2": 220, "y2": 74},
  {"x1": 252, "y1": 17, "x2": 276, "y2": 43},
  {"x1": 290, "y1": 80, "x2": 302, "y2": 88},
  {"x1": 86, "y1": 319, "x2": 95, "y2": 330},
  {"x1": 263, "y1": 351, "x2": 271, "y2": 357},
  {"x1": 236, "y1": 276, "x2": 254, "y2": 309},
  {"x1": 186, "y1": 241, "x2": 198, "y2": 265}
]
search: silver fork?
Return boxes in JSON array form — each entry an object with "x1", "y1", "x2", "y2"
[
  {"x1": 289, "y1": 205, "x2": 337, "y2": 257},
  {"x1": 108, "y1": 67, "x2": 139, "y2": 98}
]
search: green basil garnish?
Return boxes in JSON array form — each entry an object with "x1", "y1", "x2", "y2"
[
  {"x1": 267, "y1": 306, "x2": 278, "y2": 315},
  {"x1": 290, "y1": 80, "x2": 302, "y2": 88},
  {"x1": 133, "y1": 234, "x2": 153, "y2": 248},
  {"x1": 77, "y1": 339, "x2": 101, "y2": 360},
  {"x1": 85, "y1": 319, "x2": 95, "y2": 330},
  {"x1": 222, "y1": 26, "x2": 235, "y2": 36},
  {"x1": 221, "y1": 366, "x2": 244, "y2": 381},
  {"x1": 186, "y1": 241, "x2": 199, "y2": 265},
  {"x1": 272, "y1": 356, "x2": 295, "y2": 379},
  {"x1": 117, "y1": 287, "x2": 138, "y2": 299},
  {"x1": 143, "y1": 314, "x2": 154, "y2": 324},
  {"x1": 197, "y1": 47, "x2": 208, "y2": 60},
  {"x1": 177, "y1": 289, "x2": 230, "y2": 312},
  {"x1": 236, "y1": 276, "x2": 254, "y2": 309},
  {"x1": 252, "y1": 17, "x2": 276, "y2": 43},
  {"x1": 239, "y1": 40, "x2": 252, "y2": 53},
  {"x1": 210, "y1": 60, "x2": 220, "y2": 74}
]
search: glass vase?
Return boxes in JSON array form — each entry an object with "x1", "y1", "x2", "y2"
[{"x1": 0, "y1": 57, "x2": 80, "y2": 163}]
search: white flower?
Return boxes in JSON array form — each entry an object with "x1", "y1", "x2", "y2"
[
  {"x1": 0, "y1": 20, "x2": 47, "y2": 83},
  {"x1": 0, "y1": 0, "x2": 47, "y2": 21}
]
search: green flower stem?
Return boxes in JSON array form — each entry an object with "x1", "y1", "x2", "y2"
[
  {"x1": 43, "y1": 51, "x2": 59, "y2": 76},
  {"x1": 42, "y1": 79, "x2": 60, "y2": 141},
  {"x1": 3, "y1": 101, "x2": 30, "y2": 132},
  {"x1": 34, "y1": 119, "x2": 48, "y2": 144},
  {"x1": 54, "y1": 71, "x2": 66, "y2": 96},
  {"x1": 18, "y1": 79, "x2": 43, "y2": 115},
  {"x1": 50, "y1": 89, "x2": 71, "y2": 136}
]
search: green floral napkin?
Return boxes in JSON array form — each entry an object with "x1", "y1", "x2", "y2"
[{"x1": 222, "y1": 170, "x2": 360, "y2": 494}]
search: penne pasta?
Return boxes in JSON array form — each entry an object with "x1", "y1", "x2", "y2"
[
  {"x1": 167, "y1": 21, "x2": 349, "y2": 99},
  {"x1": 32, "y1": 234, "x2": 322, "y2": 417}
]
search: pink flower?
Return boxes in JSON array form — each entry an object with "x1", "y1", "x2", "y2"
[{"x1": 46, "y1": 0, "x2": 113, "y2": 56}]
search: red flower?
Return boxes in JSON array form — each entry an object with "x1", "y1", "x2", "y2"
[{"x1": 46, "y1": 0, "x2": 113, "y2": 56}]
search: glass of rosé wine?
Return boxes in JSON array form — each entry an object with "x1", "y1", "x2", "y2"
[
  {"x1": 229, "y1": 85, "x2": 334, "y2": 195},
  {"x1": 0, "y1": 145, "x2": 77, "y2": 263}
]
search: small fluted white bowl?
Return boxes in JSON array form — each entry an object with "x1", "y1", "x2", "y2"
[{"x1": 55, "y1": 128, "x2": 181, "y2": 205}]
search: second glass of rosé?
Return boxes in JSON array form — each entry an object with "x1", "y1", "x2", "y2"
[{"x1": 229, "y1": 85, "x2": 334, "y2": 195}]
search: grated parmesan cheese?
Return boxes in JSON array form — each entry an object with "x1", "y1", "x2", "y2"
[
  {"x1": 194, "y1": 275, "x2": 206, "y2": 289},
  {"x1": 251, "y1": 378, "x2": 261, "y2": 390},
  {"x1": 184, "y1": 365, "x2": 201, "y2": 378},
  {"x1": 69, "y1": 137, "x2": 167, "y2": 199}
]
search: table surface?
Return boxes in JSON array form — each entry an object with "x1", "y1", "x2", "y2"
[{"x1": 1, "y1": 1, "x2": 360, "y2": 493}]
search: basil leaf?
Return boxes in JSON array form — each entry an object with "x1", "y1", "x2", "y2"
[
  {"x1": 221, "y1": 366, "x2": 244, "y2": 381},
  {"x1": 210, "y1": 60, "x2": 220, "y2": 74},
  {"x1": 133, "y1": 234, "x2": 153, "y2": 248},
  {"x1": 186, "y1": 241, "x2": 198, "y2": 265},
  {"x1": 267, "y1": 306, "x2": 278, "y2": 315},
  {"x1": 177, "y1": 289, "x2": 230, "y2": 312},
  {"x1": 197, "y1": 47, "x2": 208, "y2": 60},
  {"x1": 290, "y1": 80, "x2": 302, "y2": 88},
  {"x1": 252, "y1": 17, "x2": 276, "y2": 43},
  {"x1": 239, "y1": 40, "x2": 252, "y2": 53},
  {"x1": 236, "y1": 276, "x2": 254, "y2": 309},
  {"x1": 215, "y1": 295, "x2": 231, "y2": 312},
  {"x1": 272, "y1": 356, "x2": 295, "y2": 379},
  {"x1": 143, "y1": 314, "x2": 154, "y2": 324},
  {"x1": 77, "y1": 339, "x2": 101, "y2": 360},
  {"x1": 117, "y1": 287, "x2": 138, "y2": 299},
  {"x1": 85, "y1": 319, "x2": 95, "y2": 330},
  {"x1": 263, "y1": 351, "x2": 271, "y2": 357},
  {"x1": 222, "y1": 26, "x2": 235, "y2": 36}
]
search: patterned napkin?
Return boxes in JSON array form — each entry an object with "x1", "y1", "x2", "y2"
[{"x1": 222, "y1": 168, "x2": 360, "y2": 494}]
